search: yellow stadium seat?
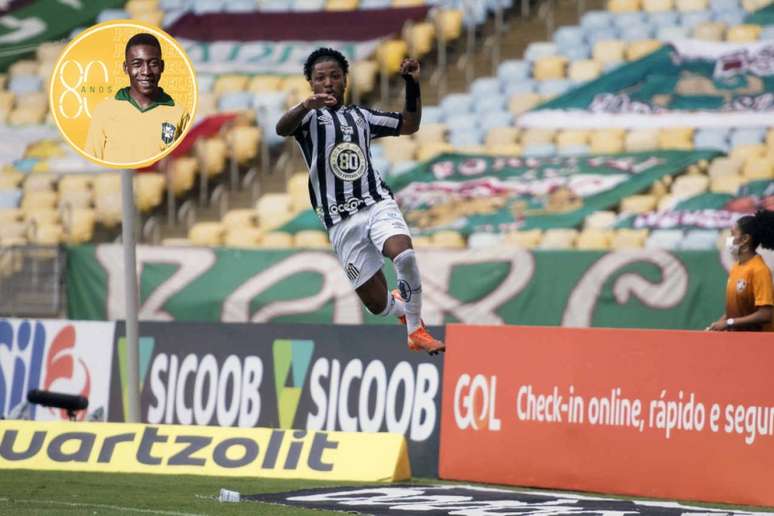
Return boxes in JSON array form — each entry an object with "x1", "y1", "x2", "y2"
[
  {"x1": 611, "y1": 229, "x2": 648, "y2": 249},
  {"x1": 350, "y1": 60, "x2": 379, "y2": 96},
  {"x1": 58, "y1": 189, "x2": 92, "y2": 209},
  {"x1": 765, "y1": 128, "x2": 774, "y2": 148},
  {"x1": 188, "y1": 222, "x2": 225, "y2": 246},
  {"x1": 16, "y1": 92, "x2": 47, "y2": 110},
  {"x1": 625, "y1": 129, "x2": 660, "y2": 151},
  {"x1": 161, "y1": 238, "x2": 193, "y2": 247},
  {"x1": 503, "y1": 229, "x2": 542, "y2": 248},
  {"x1": 676, "y1": 0, "x2": 708, "y2": 10},
  {"x1": 533, "y1": 56, "x2": 567, "y2": 81},
  {"x1": 224, "y1": 227, "x2": 263, "y2": 249},
  {"x1": 22, "y1": 191, "x2": 57, "y2": 211},
  {"x1": 0, "y1": 208, "x2": 22, "y2": 224},
  {"x1": 0, "y1": 221, "x2": 27, "y2": 241},
  {"x1": 94, "y1": 172, "x2": 121, "y2": 193},
  {"x1": 227, "y1": 125, "x2": 261, "y2": 164},
  {"x1": 415, "y1": 123, "x2": 447, "y2": 145},
  {"x1": 437, "y1": 9, "x2": 463, "y2": 42},
  {"x1": 283, "y1": 75, "x2": 313, "y2": 106},
  {"x1": 590, "y1": 130, "x2": 625, "y2": 153},
  {"x1": 247, "y1": 75, "x2": 283, "y2": 93},
  {"x1": 742, "y1": 0, "x2": 769, "y2": 10},
  {"x1": 710, "y1": 174, "x2": 742, "y2": 194},
  {"x1": 393, "y1": 0, "x2": 425, "y2": 5},
  {"x1": 593, "y1": 40, "x2": 626, "y2": 65},
  {"x1": 708, "y1": 157, "x2": 743, "y2": 178},
  {"x1": 659, "y1": 127, "x2": 694, "y2": 150},
  {"x1": 417, "y1": 142, "x2": 453, "y2": 161},
  {"x1": 693, "y1": 21, "x2": 726, "y2": 40},
  {"x1": 743, "y1": 157, "x2": 774, "y2": 180},
  {"x1": 726, "y1": 24, "x2": 762, "y2": 42},
  {"x1": 380, "y1": 135, "x2": 418, "y2": 162},
  {"x1": 223, "y1": 209, "x2": 258, "y2": 229},
  {"x1": 59, "y1": 174, "x2": 92, "y2": 192},
  {"x1": 29, "y1": 223, "x2": 62, "y2": 245},
  {"x1": 213, "y1": 75, "x2": 249, "y2": 95},
  {"x1": 539, "y1": 228, "x2": 578, "y2": 249},
  {"x1": 557, "y1": 130, "x2": 591, "y2": 148},
  {"x1": 520, "y1": 128, "x2": 556, "y2": 146},
  {"x1": 376, "y1": 40, "x2": 408, "y2": 74},
  {"x1": 287, "y1": 172, "x2": 309, "y2": 204},
  {"x1": 608, "y1": 0, "x2": 640, "y2": 11},
  {"x1": 133, "y1": 9, "x2": 163, "y2": 26},
  {"x1": 327, "y1": 0, "x2": 358, "y2": 10},
  {"x1": 125, "y1": 0, "x2": 158, "y2": 15},
  {"x1": 169, "y1": 157, "x2": 198, "y2": 197},
  {"x1": 568, "y1": 60, "x2": 602, "y2": 82},
  {"x1": 671, "y1": 174, "x2": 709, "y2": 198},
  {"x1": 256, "y1": 193, "x2": 293, "y2": 230},
  {"x1": 9, "y1": 106, "x2": 46, "y2": 125},
  {"x1": 731, "y1": 143, "x2": 766, "y2": 161},
  {"x1": 294, "y1": 230, "x2": 329, "y2": 249},
  {"x1": 626, "y1": 40, "x2": 662, "y2": 61},
  {"x1": 411, "y1": 235, "x2": 433, "y2": 249},
  {"x1": 37, "y1": 42, "x2": 66, "y2": 63},
  {"x1": 485, "y1": 126, "x2": 520, "y2": 147},
  {"x1": 0, "y1": 91, "x2": 14, "y2": 113},
  {"x1": 509, "y1": 93, "x2": 542, "y2": 115},
  {"x1": 197, "y1": 94, "x2": 217, "y2": 119},
  {"x1": 620, "y1": 194, "x2": 657, "y2": 213},
  {"x1": 649, "y1": 178, "x2": 668, "y2": 198},
  {"x1": 200, "y1": 137, "x2": 228, "y2": 177},
  {"x1": 643, "y1": 0, "x2": 673, "y2": 10},
  {"x1": 406, "y1": 22, "x2": 436, "y2": 58},
  {"x1": 95, "y1": 191, "x2": 122, "y2": 227},
  {"x1": 8, "y1": 60, "x2": 38, "y2": 77},
  {"x1": 656, "y1": 193, "x2": 679, "y2": 211},
  {"x1": 23, "y1": 174, "x2": 55, "y2": 193},
  {"x1": 485, "y1": 144, "x2": 522, "y2": 156},
  {"x1": 576, "y1": 228, "x2": 614, "y2": 250},
  {"x1": 0, "y1": 171, "x2": 22, "y2": 190},
  {"x1": 430, "y1": 230, "x2": 466, "y2": 249},
  {"x1": 457, "y1": 144, "x2": 486, "y2": 154},
  {"x1": 259, "y1": 231, "x2": 294, "y2": 249},
  {"x1": 584, "y1": 210, "x2": 618, "y2": 229},
  {"x1": 62, "y1": 207, "x2": 95, "y2": 244},
  {"x1": 135, "y1": 173, "x2": 166, "y2": 213}
]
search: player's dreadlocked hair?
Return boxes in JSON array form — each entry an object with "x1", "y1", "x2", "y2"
[
  {"x1": 738, "y1": 209, "x2": 774, "y2": 251},
  {"x1": 126, "y1": 33, "x2": 161, "y2": 56},
  {"x1": 304, "y1": 48, "x2": 349, "y2": 80}
]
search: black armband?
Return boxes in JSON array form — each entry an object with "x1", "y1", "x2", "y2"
[{"x1": 402, "y1": 74, "x2": 420, "y2": 113}]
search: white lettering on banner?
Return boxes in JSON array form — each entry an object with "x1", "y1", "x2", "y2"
[
  {"x1": 0, "y1": 16, "x2": 46, "y2": 45},
  {"x1": 97, "y1": 245, "x2": 217, "y2": 321},
  {"x1": 453, "y1": 374, "x2": 501, "y2": 431},
  {"x1": 147, "y1": 353, "x2": 263, "y2": 427},
  {"x1": 562, "y1": 251, "x2": 689, "y2": 327},
  {"x1": 306, "y1": 358, "x2": 437, "y2": 442}
]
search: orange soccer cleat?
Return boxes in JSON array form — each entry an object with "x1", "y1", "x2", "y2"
[{"x1": 407, "y1": 326, "x2": 445, "y2": 355}]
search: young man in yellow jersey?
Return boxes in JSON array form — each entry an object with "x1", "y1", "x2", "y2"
[{"x1": 85, "y1": 33, "x2": 189, "y2": 164}]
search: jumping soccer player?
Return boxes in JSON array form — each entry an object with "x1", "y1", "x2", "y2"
[
  {"x1": 85, "y1": 33, "x2": 189, "y2": 163},
  {"x1": 276, "y1": 47, "x2": 444, "y2": 355}
]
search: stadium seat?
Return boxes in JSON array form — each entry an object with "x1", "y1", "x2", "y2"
[
  {"x1": 256, "y1": 193, "x2": 293, "y2": 230},
  {"x1": 677, "y1": 0, "x2": 709, "y2": 9},
  {"x1": 581, "y1": 11, "x2": 614, "y2": 30},
  {"x1": 726, "y1": 24, "x2": 762, "y2": 41},
  {"x1": 213, "y1": 75, "x2": 249, "y2": 95},
  {"x1": 533, "y1": 56, "x2": 568, "y2": 80},
  {"x1": 584, "y1": 210, "x2": 618, "y2": 229},
  {"x1": 503, "y1": 229, "x2": 543, "y2": 248},
  {"x1": 376, "y1": 40, "x2": 408, "y2": 74},
  {"x1": 479, "y1": 112, "x2": 514, "y2": 131},
  {"x1": 61, "y1": 207, "x2": 95, "y2": 245},
  {"x1": 593, "y1": 40, "x2": 626, "y2": 65},
  {"x1": 659, "y1": 128, "x2": 694, "y2": 150},
  {"x1": 729, "y1": 127, "x2": 766, "y2": 147},
  {"x1": 609, "y1": 0, "x2": 641, "y2": 10},
  {"x1": 730, "y1": 143, "x2": 766, "y2": 161},
  {"x1": 227, "y1": 125, "x2": 261, "y2": 164},
  {"x1": 576, "y1": 228, "x2": 614, "y2": 250},
  {"x1": 224, "y1": 227, "x2": 262, "y2": 248},
  {"x1": 590, "y1": 130, "x2": 625, "y2": 153},
  {"x1": 611, "y1": 228, "x2": 648, "y2": 249},
  {"x1": 417, "y1": 142, "x2": 453, "y2": 161},
  {"x1": 361, "y1": 0, "x2": 392, "y2": 7},
  {"x1": 539, "y1": 228, "x2": 578, "y2": 249},
  {"x1": 520, "y1": 128, "x2": 556, "y2": 146},
  {"x1": 525, "y1": 42, "x2": 559, "y2": 61},
  {"x1": 294, "y1": 230, "x2": 329, "y2": 249},
  {"x1": 430, "y1": 230, "x2": 466, "y2": 249},
  {"x1": 681, "y1": 229, "x2": 720, "y2": 250},
  {"x1": 626, "y1": 40, "x2": 662, "y2": 60},
  {"x1": 293, "y1": 0, "x2": 326, "y2": 10},
  {"x1": 708, "y1": 157, "x2": 743, "y2": 178},
  {"x1": 58, "y1": 189, "x2": 92, "y2": 210},
  {"x1": 405, "y1": 22, "x2": 436, "y2": 58},
  {"x1": 693, "y1": 21, "x2": 727, "y2": 39},
  {"x1": 538, "y1": 80, "x2": 572, "y2": 98},
  {"x1": 680, "y1": 10, "x2": 714, "y2": 28},
  {"x1": 742, "y1": 157, "x2": 774, "y2": 180},
  {"x1": 259, "y1": 231, "x2": 294, "y2": 249},
  {"x1": 623, "y1": 129, "x2": 659, "y2": 152},
  {"x1": 643, "y1": 0, "x2": 675, "y2": 10},
  {"x1": 380, "y1": 136, "x2": 418, "y2": 163},
  {"x1": 327, "y1": 0, "x2": 359, "y2": 10},
  {"x1": 441, "y1": 93, "x2": 474, "y2": 116},
  {"x1": 467, "y1": 232, "x2": 503, "y2": 249},
  {"x1": 8, "y1": 60, "x2": 38, "y2": 77},
  {"x1": 473, "y1": 94, "x2": 507, "y2": 114},
  {"x1": 161, "y1": 238, "x2": 193, "y2": 247},
  {"x1": 21, "y1": 190, "x2": 57, "y2": 211},
  {"x1": 568, "y1": 60, "x2": 602, "y2": 82},
  {"x1": 557, "y1": 130, "x2": 591, "y2": 148},
  {"x1": 671, "y1": 174, "x2": 709, "y2": 198},
  {"x1": 694, "y1": 128, "x2": 730, "y2": 152},
  {"x1": 621, "y1": 194, "x2": 657, "y2": 213},
  {"x1": 169, "y1": 157, "x2": 198, "y2": 197},
  {"x1": 657, "y1": 25, "x2": 692, "y2": 39},
  {"x1": 710, "y1": 174, "x2": 743, "y2": 194},
  {"x1": 504, "y1": 79, "x2": 537, "y2": 96},
  {"x1": 485, "y1": 126, "x2": 520, "y2": 147},
  {"x1": 497, "y1": 60, "x2": 531, "y2": 83},
  {"x1": 646, "y1": 230, "x2": 684, "y2": 249},
  {"x1": 29, "y1": 223, "x2": 63, "y2": 245}
]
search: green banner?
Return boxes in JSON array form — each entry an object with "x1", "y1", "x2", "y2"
[
  {"x1": 519, "y1": 40, "x2": 774, "y2": 128},
  {"x1": 281, "y1": 151, "x2": 717, "y2": 236},
  {"x1": 0, "y1": 0, "x2": 123, "y2": 72},
  {"x1": 66, "y1": 244, "x2": 738, "y2": 331},
  {"x1": 620, "y1": 179, "x2": 774, "y2": 229},
  {"x1": 745, "y1": 3, "x2": 774, "y2": 26}
]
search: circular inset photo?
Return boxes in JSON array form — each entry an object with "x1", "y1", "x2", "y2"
[{"x1": 49, "y1": 20, "x2": 197, "y2": 169}]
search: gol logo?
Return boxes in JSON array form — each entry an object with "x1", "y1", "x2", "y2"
[
  {"x1": 57, "y1": 59, "x2": 110, "y2": 119},
  {"x1": 453, "y1": 374, "x2": 501, "y2": 431}
]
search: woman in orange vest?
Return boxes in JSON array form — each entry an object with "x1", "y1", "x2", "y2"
[{"x1": 708, "y1": 209, "x2": 774, "y2": 332}]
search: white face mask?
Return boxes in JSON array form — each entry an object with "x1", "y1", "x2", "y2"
[{"x1": 726, "y1": 236, "x2": 741, "y2": 259}]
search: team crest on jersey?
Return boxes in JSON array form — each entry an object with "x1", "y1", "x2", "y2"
[
  {"x1": 161, "y1": 122, "x2": 176, "y2": 145},
  {"x1": 318, "y1": 112, "x2": 334, "y2": 126},
  {"x1": 736, "y1": 279, "x2": 747, "y2": 292},
  {"x1": 330, "y1": 142, "x2": 366, "y2": 181}
]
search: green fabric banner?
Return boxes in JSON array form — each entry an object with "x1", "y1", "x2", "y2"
[
  {"x1": 66, "y1": 244, "x2": 740, "y2": 331},
  {"x1": 281, "y1": 151, "x2": 717, "y2": 235},
  {"x1": 519, "y1": 40, "x2": 774, "y2": 128},
  {"x1": 0, "y1": 0, "x2": 123, "y2": 72},
  {"x1": 620, "y1": 179, "x2": 774, "y2": 229},
  {"x1": 745, "y1": 3, "x2": 774, "y2": 26}
]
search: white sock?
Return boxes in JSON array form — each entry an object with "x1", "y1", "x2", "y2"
[
  {"x1": 379, "y1": 289, "x2": 406, "y2": 318},
  {"x1": 393, "y1": 249, "x2": 422, "y2": 334}
]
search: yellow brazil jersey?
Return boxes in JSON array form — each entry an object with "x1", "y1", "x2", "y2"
[
  {"x1": 726, "y1": 254, "x2": 774, "y2": 331},
  {"x1": 85, "y1": 87, "x2": 189, "y2": 164}
]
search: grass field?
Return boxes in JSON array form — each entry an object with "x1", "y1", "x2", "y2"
[{"x1": 1, "y1": 470, "x2": 772, "y2": 515}]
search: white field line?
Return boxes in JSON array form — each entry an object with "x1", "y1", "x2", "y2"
[{"x1": 0, "y1": 498, "x2": 207, "y2": 516}]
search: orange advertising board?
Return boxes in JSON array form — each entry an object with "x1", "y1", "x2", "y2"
[{"x1": 439, "y1": 324, "x2": 774, "y2": 506}]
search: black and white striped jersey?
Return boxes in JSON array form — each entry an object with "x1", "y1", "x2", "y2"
[{"x1": 292, "y1": 105, "x2": 402, "y2": 229}]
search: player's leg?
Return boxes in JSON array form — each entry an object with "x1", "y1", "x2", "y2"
[
  {"x1": 354, "y1": 269, "x2": 406, "y2": 318},
  {"x1": 370, "y1": 200, "x2": 444, "y2": 354}
]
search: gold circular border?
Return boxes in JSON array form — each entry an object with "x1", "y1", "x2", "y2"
[{"x1": 49, "y1": 19, "x2": 198, "y2": 170}]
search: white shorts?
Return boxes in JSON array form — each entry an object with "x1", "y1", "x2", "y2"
[{"x1": 328, "y1": 199, "x2": 411, "y2": 289}]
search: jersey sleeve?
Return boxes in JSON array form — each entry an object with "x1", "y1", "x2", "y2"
[
  {"x1": 361, "y1": 107, "x2": 403, "y2": 139},
  {"x1": 84, "y1": 107, "x2": 106, "y2": 159},
  {"x1": 292, "y1": 110, "x2": 314, "y2": 140},
  {"x1": 753, "y1": 262, "x2": 774, "y2": 307}
]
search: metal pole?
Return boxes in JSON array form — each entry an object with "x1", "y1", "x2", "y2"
[{"x1": 121, "y1": 168, "x2": 140, "y2": 423}]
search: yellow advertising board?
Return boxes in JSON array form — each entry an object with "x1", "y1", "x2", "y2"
[{"x1": 0, "y1": 421, "x2": 411, "y2": 481}]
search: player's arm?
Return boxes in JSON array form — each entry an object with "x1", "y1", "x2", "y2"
[
  {"x1": 275, "y1": 94, "x2": 335, "y2": 137},
  {"x1": 398, "y1": 58, "x2": 421, "y2": 135},
  {"x1": 726, "y1": 306, "x2": 773, "y2": 329}
]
